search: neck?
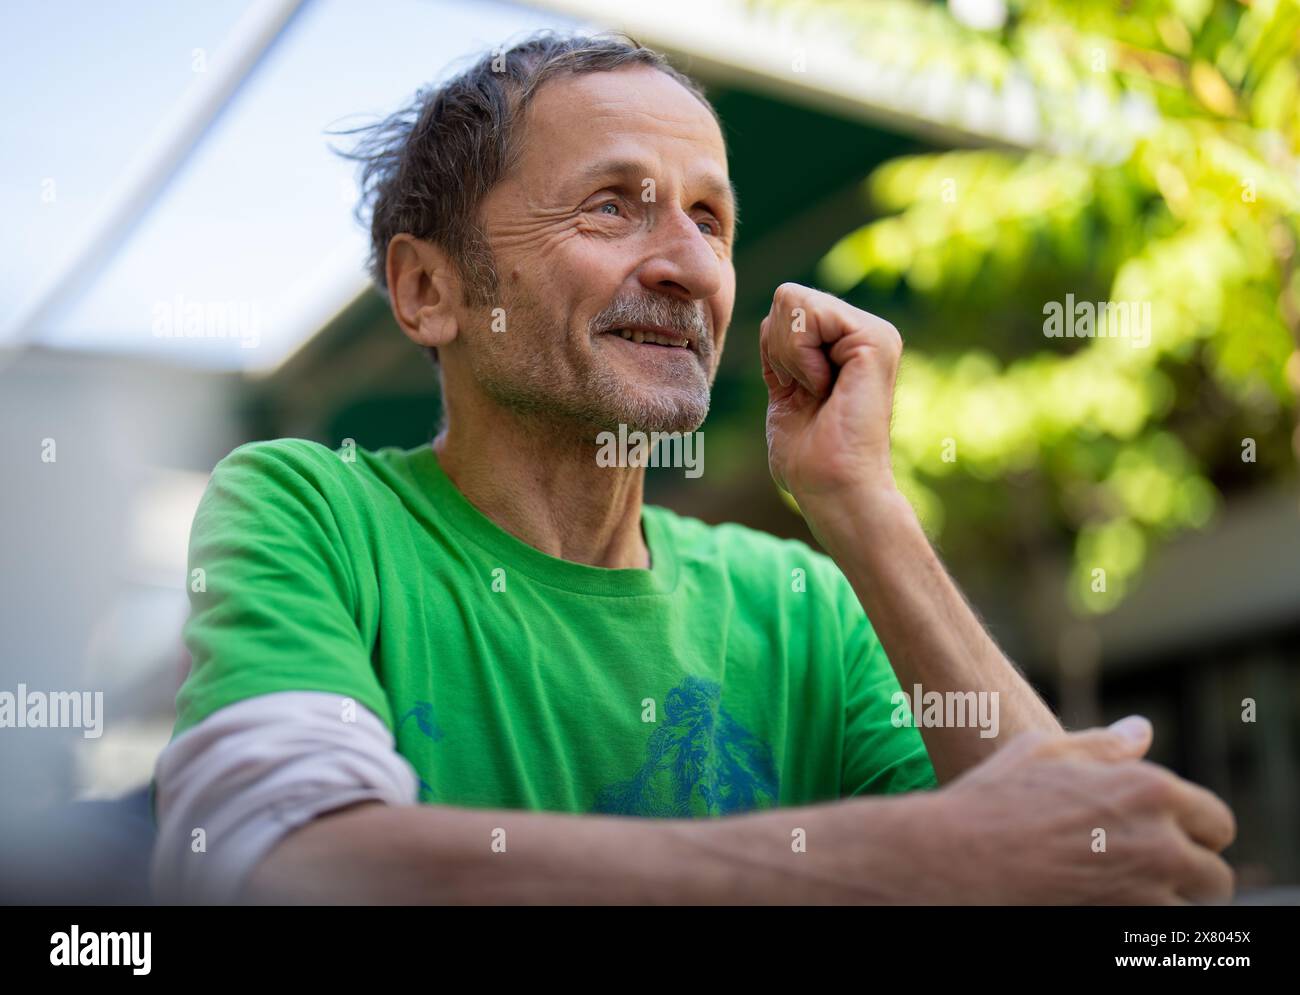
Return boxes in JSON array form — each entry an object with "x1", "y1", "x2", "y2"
[{"x1": 432, "y1": 403, "x2": 649, "y2": 570}]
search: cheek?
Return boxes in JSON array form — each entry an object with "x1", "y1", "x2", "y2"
[
  {"x1": 502, "y1": 249, "x2": 615, "y2": 347},
  {"x1": 563, "y1": 234, "x2": 629, "y2": 277},
  {"x1": 556, "y1": 245, "x2": 632, "y2": 314}
]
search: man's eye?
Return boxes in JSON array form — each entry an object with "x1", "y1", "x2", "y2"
[
  {"x1": 597, "y1": 202, "x2": 621, "y2": 216},
  {"x1": 697, "y1": 219, "x2": 716, "y2": 236}
]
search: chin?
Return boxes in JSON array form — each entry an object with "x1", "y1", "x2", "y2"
[{"x1": 609, "y1": 388, "x2": 710, "y2": 435}]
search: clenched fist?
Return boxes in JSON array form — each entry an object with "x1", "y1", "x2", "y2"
[{"x1": 759, "y1": 283, "x2": 903, "y2": 516}]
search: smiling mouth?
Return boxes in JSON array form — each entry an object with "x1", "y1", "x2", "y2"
[{"x1": 604, "y1": 328, "x2": 693, "y2": 350}]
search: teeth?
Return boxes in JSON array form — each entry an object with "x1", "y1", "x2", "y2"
[{"x1": 612, "y1": 328, "x2": 689, "y2": 348}]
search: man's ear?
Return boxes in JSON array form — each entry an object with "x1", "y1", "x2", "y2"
[{"x1": 386, "y1": 234, "x2": 461, "y2": 351}]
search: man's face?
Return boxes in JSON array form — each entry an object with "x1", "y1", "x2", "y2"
[{"x1": 460, "y1": 65, "x2": 737, "y2": 436}]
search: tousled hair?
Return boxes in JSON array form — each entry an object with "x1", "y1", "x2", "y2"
[{"x1": 335, "y1": 31, "x2": 719, "y2": 363}]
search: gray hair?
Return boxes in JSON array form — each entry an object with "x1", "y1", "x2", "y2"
[{"x1": 336, "y1": 30, "x2": 719, "y2": 363}]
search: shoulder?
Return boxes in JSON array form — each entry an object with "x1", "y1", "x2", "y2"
[
  {"x1": 187, "y1": 439, "x2": 387, "y2": 594},
  {"x1": 195, "y1": 438, "x2": 399, "y2": 536},
  {"x1": 211, "y1": 437, "x2": 350, "y2": 479},
  {"x1": 205, "y1": 438, "x2": 397, "y2": 500}
]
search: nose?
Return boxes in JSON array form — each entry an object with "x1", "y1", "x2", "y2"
[{"x1": 635, "y1": 205, "x2": 723, "y2": 303}]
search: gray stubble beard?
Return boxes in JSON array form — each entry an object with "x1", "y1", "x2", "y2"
[{"x1": 471, "y1": 288, "x2": 717, "y2": 440}]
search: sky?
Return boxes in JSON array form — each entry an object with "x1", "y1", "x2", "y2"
[{"x1": 1, "y1": 0, "x2": 577, "y2": 369}]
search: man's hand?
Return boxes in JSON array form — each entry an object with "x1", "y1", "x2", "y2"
[
  {"x1": 904, "y1": 717, "x2": 1238, "y2": 904},
  {"x1": 759, "y1": 281, "x2": 903, "y2": 514}
]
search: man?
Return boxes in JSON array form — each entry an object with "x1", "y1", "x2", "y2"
[{"x1": 151, "y1": 32, "x2": 1235, "y2": 904}]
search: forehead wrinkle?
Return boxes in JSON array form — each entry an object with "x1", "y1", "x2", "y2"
[{"x1": 518, "y1": 72, "x2": 736, "y2": 222}]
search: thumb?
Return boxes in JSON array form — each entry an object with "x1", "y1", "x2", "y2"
[{"x1": 1061, "y1": 715, "x2": 1154, "y2": 762}]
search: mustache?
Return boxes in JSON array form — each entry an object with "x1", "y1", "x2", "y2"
[{"x1": 589, "y1": 294, "x2": 710, "y2": 346}]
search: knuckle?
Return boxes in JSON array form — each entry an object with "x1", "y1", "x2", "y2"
[
  {"x1": 1146, "y1": 832, "x2": 1187, "y2": 879},
  {"x1": 1166, "y1": 842, "x2": 1200, "y2": 880},
  {"x1": 773, "y1": 282, "x2": 803, "y2": 307},
  {"x1": 1200, "y1": 854, "x2": 1236, "y2": 899},
  {"x1": 1128, "y1": 764, "x2": 1178, "y2": 808}
]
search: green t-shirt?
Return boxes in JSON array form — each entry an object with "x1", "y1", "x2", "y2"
[{"x1": 170, "y1": 438, "x2": 935, "y2": 817}]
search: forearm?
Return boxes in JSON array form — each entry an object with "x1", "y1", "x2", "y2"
[
  {"x1": 807, "y1": 486, "x2": 1062, "y2": 782},
  {"x1": 241, "y1": 794, "x2": 941, "y2": 905}
]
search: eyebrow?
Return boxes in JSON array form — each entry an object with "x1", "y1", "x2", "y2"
[{"x1": 575, "y1": 157, "x2": 740, "y2": 228}]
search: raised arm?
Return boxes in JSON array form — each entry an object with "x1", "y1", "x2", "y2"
[{"x1": 759, "y1": 283, "x2": 1062, "y2": 783}]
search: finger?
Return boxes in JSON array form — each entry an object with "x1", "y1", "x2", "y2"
[
  {"x1": 823, "y1": 311, "x2": 902, "y2": 400},
  {"x1": 1047, "y1": 716, "x2": 1154, "y2": 763},
  {"x1": 786, "y1": 334, "x2": 832, "y2": 397},
  {"x1": 759, "y1": 327, "x2": 789, "y2": 391},
  {"x1": 820, "y1": 296, "x2": 902, "y2": 353},
  {"x1": 776, "y1": 283, "x2": 860, "y2": 348},
  {"x1": 1172, "y1": 842, "x2": 1236, "y2": 904},
  {"x1": 771, "y1": 312, "x2": 831, "y2": 398},
  {"x1": 770, "y1": 355, "x2": 793, "y2": 389},
  {"x1": 759, "y1": 357, "x2": 781, "y2": 393},
  {"x1": 766, "y1": 296, "x2": 819, "y2": 396},
  {"x1": 1170, "y1": 780, "x2": 1237, "y2": 853},
  {"x1": 1157, "y1": 890, "x2": 1193, "y2": 906}
]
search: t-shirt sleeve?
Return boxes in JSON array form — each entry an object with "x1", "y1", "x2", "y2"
[
  {"x1": 834, "y1": 571, "x2": 938, "y2": 796},
  {"x1": 172, "y1": 439, "x2": 393, "y2": 739}
]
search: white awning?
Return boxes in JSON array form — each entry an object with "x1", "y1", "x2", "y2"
[{"x1": 3, "y1": 0, "x2": 583, "y2": 371}]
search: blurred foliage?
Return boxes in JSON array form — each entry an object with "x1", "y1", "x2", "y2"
[{"x1": 758, "y1": 0, "x2": 1300, "y2": 614}]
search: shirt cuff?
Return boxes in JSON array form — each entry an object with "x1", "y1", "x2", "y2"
[{"x1": 150, "y1": 690, "x2": 418, "y2": 904}]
